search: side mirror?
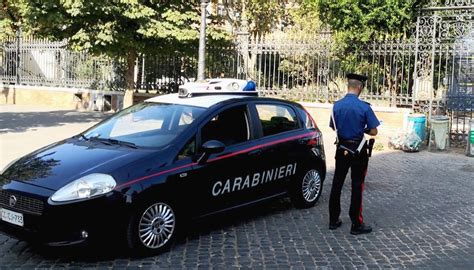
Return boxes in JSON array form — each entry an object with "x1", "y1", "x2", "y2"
[
  {"x1": 202, "y1": 140, "x2": 225, "y2": 154},
  {"x1": 197, "y1": 140, "x2": 225, "y2": 164}
]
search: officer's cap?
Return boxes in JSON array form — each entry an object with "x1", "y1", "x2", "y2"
[{"x1": 346, "y1": 73, "x2": 368, "y2": 82}]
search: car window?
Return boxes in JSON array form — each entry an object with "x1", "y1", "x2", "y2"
[
  {"x1": 256, "y1": 104, "x2": 299, "y2": 137},
  {"x1": 83, "y1": 103, "x2": 205, "y2": 148},
  {"x1": 304, "y1": 111, "x2": 316, "y2": 129},
  {"x1": 201, "y1": 105, "x2": 250, "y2": 147}
]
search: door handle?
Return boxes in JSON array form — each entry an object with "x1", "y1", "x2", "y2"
[{"x1": 248, "y1": 149, "x2": 262, "y2": 156}]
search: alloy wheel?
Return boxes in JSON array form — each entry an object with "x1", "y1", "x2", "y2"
[
  {"x1": 302, "y1": 169, "x2": 321, "y2": 202},
  {"x1": 138, "y1": 203, "x2": 176, "y2": 249}
]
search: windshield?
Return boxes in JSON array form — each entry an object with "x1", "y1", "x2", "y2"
[{"x1": 83, "y1": 102, "x2": 205, "y2": 148}]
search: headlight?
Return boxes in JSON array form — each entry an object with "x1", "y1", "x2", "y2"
[{"x1": 50, "y1": 173, "x2": 116, "y2": 202}]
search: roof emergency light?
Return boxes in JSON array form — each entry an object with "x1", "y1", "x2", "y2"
[{"x1": 179, "y1": 78, "x2": 257, "y2": 98}]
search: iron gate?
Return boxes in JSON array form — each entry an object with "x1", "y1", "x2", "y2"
[{"x1": 414, "y1": 0, "x2": 474, "y2": 145}]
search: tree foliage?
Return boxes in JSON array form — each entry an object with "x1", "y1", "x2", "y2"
[
  {"x1": 219, "y1": 0, "x2": 290, "y2": 36},
  {"x1": 0, "y1": 0, "x2": 29, "y2": 40},
  {"x1": 22, "y1": 1, "x2": 204, "y2": 55},
  {"x1": 312, "y1": 0, "x2": 428, "y2": 50},
  {"x1": 246, "y1": 0, "x2": 288, "y2": 35},
  {"x1": 283, "y1": 0, "x2": 322, "y2": 35}
]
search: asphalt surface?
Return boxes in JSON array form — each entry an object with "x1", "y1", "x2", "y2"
[{"x1": 0, "y1": 105, "x2": 473, "y2": 269}]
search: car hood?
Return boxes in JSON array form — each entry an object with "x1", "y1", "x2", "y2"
[{"x1": 0, "y1": 138, "x2": 157, "y2": 191}]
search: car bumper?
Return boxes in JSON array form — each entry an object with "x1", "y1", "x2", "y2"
[{"x1": 0, "y1": 189, "x2": 128, "y2": 246}]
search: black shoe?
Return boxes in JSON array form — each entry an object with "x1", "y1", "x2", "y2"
[
  {"x1": 329, "y1": 220, "x2": 342, "y2": 230},
  {"x1": 350, "y1": 223, "x2": 372, "y2": 235}
]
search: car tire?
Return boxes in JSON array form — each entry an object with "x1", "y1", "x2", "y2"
[
  {"x1": 290, "y1": 167, "x2": 323, "y2": 208},
  {"x1": 126, "y1": 201, "x2": 178, "y2": 256}
]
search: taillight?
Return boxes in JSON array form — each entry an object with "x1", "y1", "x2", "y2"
[
  {"x1": 308, "y1": 132, "x2": 325, "y2": 159},
  {"x1": 307, "y1": 132, "x2": 323, "y2": 146},
  {"x1": 307, "y1": 138, "x2": 319, "y2": 146}
]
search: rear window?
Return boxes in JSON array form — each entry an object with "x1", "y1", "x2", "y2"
[{"x1": 256, "y1": 104, "x2": 299, "y2": 137}]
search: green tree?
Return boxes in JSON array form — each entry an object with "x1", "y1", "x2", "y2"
[
  {"x1": 218, "y1": 0, "x2": 290, "y2": 36},
  {"x1": 0, "y1": 0, "x2": 28, "y2": 40},
  {"x1": 17, "y1": 0, "x2": 228, "y2": 105},
  {"x1": 283, "y1": 0, "x2": 322, "y2": 35},
  {"x1": 312, "y1": 0, "x2": 428, "y2": 52}
]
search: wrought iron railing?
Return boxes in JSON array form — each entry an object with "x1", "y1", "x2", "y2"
[
  {"x1": 0, "y1": 38, "x2": 238, "y2": 94},
  {"x1": 248, "y1": 35, "x2": 420, "y2": 107}
]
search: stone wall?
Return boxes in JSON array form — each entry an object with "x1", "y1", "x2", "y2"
[{"x1": 0, "y1": 84, "x2": 124, "y2": 112}]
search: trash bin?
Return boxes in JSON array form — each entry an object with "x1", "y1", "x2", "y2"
[
  {"x1": 467, "y1": 119, "x2": 474, "y2": 157},
  {"x1": 407, "y1": 114, "x2": 426, "y2": 141},
  {"x1": 430, "y1": 116, "x2": 449, "y2": 150}
]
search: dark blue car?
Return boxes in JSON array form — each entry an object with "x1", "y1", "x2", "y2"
[{"x1": 0, "y1": 88, "x2": 326, "y2": 255}]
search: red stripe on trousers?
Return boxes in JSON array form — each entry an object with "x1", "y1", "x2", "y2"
[{"x1": 358, "y1": 173, "x2": 366, "y2": 224}]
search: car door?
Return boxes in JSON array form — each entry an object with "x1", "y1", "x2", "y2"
[
  {"x1": 184, "y1": 103, "x2": 262, "y2": 217},
  {"x1": 247, "y1": 102, "x2": 304, "y2": 198}
]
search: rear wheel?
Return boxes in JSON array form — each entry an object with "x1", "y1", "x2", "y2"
[
  {"x1": 290, "y1": 168, "x2": 323, "y2": 208},
  {"x1": 126, "y1": 201, "x2": 177, "y2": 255}
]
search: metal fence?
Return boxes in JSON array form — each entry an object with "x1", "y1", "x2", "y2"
[
  {"x1": 134, "y1": 45, "x2": 238, "y2": 93},
  {"x1": 413, "y1": 1, "x2": 474, "y2": 145},
  {"x1": 247, "y1": 35, "x2": 418, "y2": 107},
  {"x1": 2, "y1": 33, "x2": 467, "y2": 107},
  {"x1": 0, "y1": 38, "x2": 238, "y2": 93},
  {"x1": 0, "y1": 37, "x2": 118, "y2": 89},
  {"x1": 0, "y1": 35, "x2": 433, "y2": 107}
]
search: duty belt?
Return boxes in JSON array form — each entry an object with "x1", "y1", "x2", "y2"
[
  {"x1": 338, "y1": 139, "x2": 375, "y2": 157},
  {"x1": 339, "y1": 139, "x2": 362, "y2": 144}
]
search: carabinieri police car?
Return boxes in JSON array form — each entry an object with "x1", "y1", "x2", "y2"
[{"x1": 0, "y1": 79, "x2": 326, "y2": 255}]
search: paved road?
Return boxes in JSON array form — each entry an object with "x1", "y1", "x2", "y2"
[
  {"x1": 0, "y1": 105, "x2": 473, "y2": 269},
  {"x1": 0, "y1": 105, "x2": 106, "y2": 170}
]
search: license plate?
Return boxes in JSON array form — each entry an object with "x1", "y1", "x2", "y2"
[{"x1": 0, "y1": 208, "x2": 24, "y2": 227}]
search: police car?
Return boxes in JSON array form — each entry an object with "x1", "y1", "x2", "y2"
[{"x1": 0, "y1": 80, "x2": 326, "y2": 255}]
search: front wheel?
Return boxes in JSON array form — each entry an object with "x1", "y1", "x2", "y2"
[
  {"x1": 290, "y1": 168, "x2": 323, "y2": 208},
  {"x1": 126, "y1": 201, "x2": 178, "y2": 255}
]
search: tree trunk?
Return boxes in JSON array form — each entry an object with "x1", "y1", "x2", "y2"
[{"x1": 123, "y1": 49, "x2": 137, "y2": 108}]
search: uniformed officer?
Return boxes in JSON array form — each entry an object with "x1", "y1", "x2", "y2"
[{"x1": 328, "y1": 73, "x2": 380, "y2": 235}]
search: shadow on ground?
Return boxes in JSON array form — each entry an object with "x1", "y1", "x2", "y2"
[
  {"x1": 24, "y1": 198, "x2": 298, "y2": 263},
  {"x1": 0, "y1": 110, "x2": 108, "y2": 133}
]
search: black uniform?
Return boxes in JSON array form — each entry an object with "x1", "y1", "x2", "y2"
[{"x1": 329, "y1": 77, "x2": 380, "y2": 230}]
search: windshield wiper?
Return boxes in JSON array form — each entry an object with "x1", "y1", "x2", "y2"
[
  {"x1": 105, "y1": 138, "x2": 138, "y2": 149},
  {"x1": 73, "y1": 134, "x2": 89, "y2": 141},
  {"x1": 86, "y1": 136, "x2": 138, "y2": 149},
  {"x1": 91, "y1": 137, "x2": 137, "y2": 148},
  {"x1": 88, "y1": 136, "x2": 113, "y2": 145}
]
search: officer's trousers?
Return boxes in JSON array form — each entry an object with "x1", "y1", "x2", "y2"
[{"x1": 329, "y1": 147, "x2": 369, "y2": 227}]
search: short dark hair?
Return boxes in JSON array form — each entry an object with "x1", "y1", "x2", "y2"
[{"x1": 348, "y1": 79, "x2": 363, "y2": 89}]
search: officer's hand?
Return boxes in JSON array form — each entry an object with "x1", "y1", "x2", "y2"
[{"x1": 364, "y1": 128, "x2": 378, "y2": 136}]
